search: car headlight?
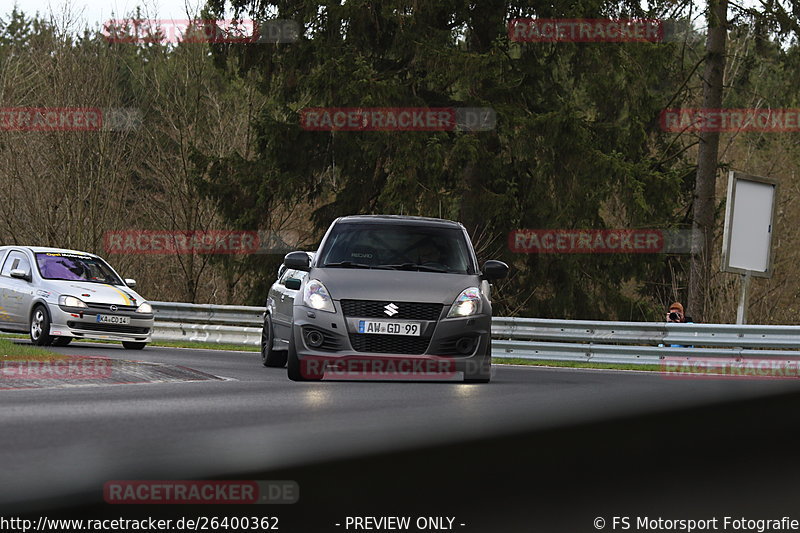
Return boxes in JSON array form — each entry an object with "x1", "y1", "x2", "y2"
[
  {"x1": 136, "y1": 302, "x2": 153, "y2": 314},
  {"x1": 59, "y1": 295, "x2": 87, "y2": 308},
  {"x1": 303, "y1": 279, "x2": 335, "y2": 313},
  {"x1": 447, "y1": 287, "x2": 482, "y2": 318}
]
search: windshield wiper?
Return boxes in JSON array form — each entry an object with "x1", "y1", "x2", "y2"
[
  {"x1": 322, "y1": 261, "x2": 372, "y2": 269},
  {"x1": 375, "y1": 263, "x2": 448, "y2": 273}
]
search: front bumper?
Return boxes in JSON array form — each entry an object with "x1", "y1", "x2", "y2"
[
  {"x1": 291, "y1": 301, "x2": 491, "y2": 374},
  {"x1": 48, "y1": 303, "x2": 153, "y2": 343}
]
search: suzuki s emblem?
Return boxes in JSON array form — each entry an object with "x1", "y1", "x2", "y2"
[
  {"x1": 110, "y1": 305, "x2": 118, "y2": 312},
  {"x1": 384, "y1": 303, "x2": 399, "y2": 316}
]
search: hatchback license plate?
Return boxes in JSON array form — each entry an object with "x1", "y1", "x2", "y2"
[
  {"x1": 96, "y1": 314, "x2": 130, "y2": 325},
  {"x1": 358, "y1": 320, "x2": 421, "y2": 336}
]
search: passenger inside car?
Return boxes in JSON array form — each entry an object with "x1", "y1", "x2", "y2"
[{"x1": 39, "y1": 260, "x2": 82, "y2": 280}]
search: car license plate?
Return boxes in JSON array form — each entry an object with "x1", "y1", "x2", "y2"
[
  {"x1": 358, "y1": 320, "x2": 421, "y2": 336},
  {"x1": 96, "y1": 314, "x2": 130, "y2": 325}
]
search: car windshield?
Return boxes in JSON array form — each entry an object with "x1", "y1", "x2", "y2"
[
  {"x1": 35, "y1": 252, "x2": 123, "y2": 284},
  {"x1": 317, "y1": 223, "x2": 474, "y2": 274}
]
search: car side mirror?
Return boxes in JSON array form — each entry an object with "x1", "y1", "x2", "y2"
[
  {"x1": 284, "y1": 251, "x2": 311, "y2": 272},
  {"x1": 9, "y1": 268, "x2": 31, "y2": 282},
  {"x1": 124, "y1": 278, "x2": 137, "y2": 288},
  {"x1": 481, "y1": 260, "x2": 508, "y2": 280},
  {"x1": 284, "y1": 278, "x2": 302, "y2": 290}
]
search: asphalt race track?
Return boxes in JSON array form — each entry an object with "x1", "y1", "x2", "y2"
[{"x1": 4, "y1": 342, "x2": 800, "y2": 531}]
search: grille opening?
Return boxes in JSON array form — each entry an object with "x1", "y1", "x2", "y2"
[
  {"x1": 67, "y1": 321, "x2": 150, "y2": 335},
  {"x1": 341, "y1": 300, "x2": 442, "y2": 321},
  {"x1": 86, "y1": 303, "x2": 138, "y2": 312},
  {"x1": 349, "y1": 333, "x2": 431, "y2": 355}
]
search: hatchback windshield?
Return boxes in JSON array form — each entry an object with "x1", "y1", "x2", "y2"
[
  {"x1": 36, "y1": 252, "x2": 122, "y2": 284},
  {"x1": 317, "y1": 223, "x2": 474, "y2": 274}
]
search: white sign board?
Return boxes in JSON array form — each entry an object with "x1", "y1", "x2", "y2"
[{"x1": 721, "y1": 171, "x2": 778, "y2": 278}]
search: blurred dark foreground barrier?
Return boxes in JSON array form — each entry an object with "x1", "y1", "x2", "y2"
[{"x1": 19, "y1": 384, "x2": 800, "y2": 531}]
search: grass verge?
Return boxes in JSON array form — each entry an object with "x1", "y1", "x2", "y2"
[
  {"x1": 1, "y1": 334, "x2": 259, "y2": 353},
  {"x1": 145, "y1": 340, "x2": 259, "y2": 351},
  {"x1": 493, "y1": 357, "x2": 658, "y2": 371},
  {"x1": 0, "y1": 338, "x2": 67, "y2": 360}
]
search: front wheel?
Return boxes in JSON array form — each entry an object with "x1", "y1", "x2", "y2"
[
  {"x1": 122, "y1": 341, "x2": 147, "y2": 350},
  {"x1": 261, "y1": 314, "x2": 288, "y2": 368},
  {"x1": 29, "y1": 305, "x2": 53, "y2": 346}
]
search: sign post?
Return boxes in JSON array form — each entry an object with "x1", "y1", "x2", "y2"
[
  {"x1": 721, "y1": 171, "x2": 778, "y2": 324},
  {"x1": 735, "y1": 272, "x2": 751, "y2": 325}
]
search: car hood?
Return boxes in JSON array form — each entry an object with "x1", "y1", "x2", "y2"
[
  {"x1": 40, "y1": 280, "x2": 146, "y2": 306},
  {"x1": 310, "y1": 268, "x2": 480, "y2": 304}
]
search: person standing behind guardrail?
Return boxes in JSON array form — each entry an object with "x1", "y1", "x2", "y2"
[
  {"x1": 659, "y1": 302, "x2": 693, "y2": 348},
  {"x1": 666, "y1": 302, "x2": 691, "y2": 324}
]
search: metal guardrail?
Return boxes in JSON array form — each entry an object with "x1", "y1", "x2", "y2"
[
  {"x1": 151, "y1": 301, "x2": 263, "y2": 346},
  {"x1": 491, "y1": 317, "x2": 800, "y2": 348},
  {"x1": 492, "y1": 317, "x2": 800, "y2": 364},
  {"x1": 152, "y1": 302, "x2": 264, "y2": 326},
  {"x1": 150, "y1": 302, "x2": 800, "y2": 364}
]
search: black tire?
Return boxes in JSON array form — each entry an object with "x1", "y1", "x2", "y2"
[
  {"x1": 122, "y1": 341, "x2": 147, "y2": 350},
  {"x1": 261, "y1": 314, "x2": 288, "y2": 368},
  {"x1": 287, "y1": 327, "x2": 322, "y2": 381},
  {"x1": 52, "y1": 337, "x2": 73, "y2": 347},
  {"x1": 463, "y1": 340, "x2": 491, "y2": 383},
  {"x1": 29, "y1": 305, "x2": 53, "y2": 346}
]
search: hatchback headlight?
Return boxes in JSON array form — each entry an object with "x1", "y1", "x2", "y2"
[
  {"x1": 303, "y1": 279, "x2": 335, "y2": 313},
  {"x1": 447, "y1": 287, "x2": 482, "y2": 317},
  {"x1": 59, "y1": 295, "x2": 87, "y2": 308},
  {"x1": 136, "y1": 302, "x2": 153, "y2": 314}
]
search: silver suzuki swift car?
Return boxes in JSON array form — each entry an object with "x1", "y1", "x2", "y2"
[
  {"x1": 272, "y1": 215, "x2": 508, "y2": 382},
  {"x1": 0, "y1": 246, "x2": 153, "y2": 348}
]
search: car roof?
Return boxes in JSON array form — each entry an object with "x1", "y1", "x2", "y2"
[
  {"x1": 335, "y1": 215, "x2": 463, "y2": 228},
  {"x1": 0, "y1": 245, "x2": 99, "y2": 257}
]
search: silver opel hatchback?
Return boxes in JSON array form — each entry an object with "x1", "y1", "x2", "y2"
[
  {"x1": 0, "y1": 246, "x2": 153, "y2": 348},
  {"x1": 272, "y1": 215, "x2": 508, "y2": 382}
]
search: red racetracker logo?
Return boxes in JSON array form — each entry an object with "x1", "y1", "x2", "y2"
[
  {"x1": 102, "y1": 19, "x2": 299, "y2": 44},
  {"x1": 0, "y1": 107, "x2": 141, "y2": 132},
  {"x1": 662, "y1": 357, "x2": 800, "y2": 380},
  {"x1": 299, "y1": 107, "x2": 495, "y2": 132},
  {"x1": 102, "y1": 19, "x2": 300, "y2": 44},
  {"x1": 300, "y1": 355, "x2": 483, "y2": 380},
  {"x1": 104, "y1": 480, "x2": 299, "y2": 504},
  {"x1": 0, "y1": 357, "x2": 112, "y2": 380},
  {"x1": 104, "y1": 230, "x2": 300, "y2": 255},
  {"x1": 660, "y1": 108, "x2": 800, "y2": 132},
  {"x1": 509, "y1": 229, "x2": 665, "y2": 254},
  {"x1": 104, "y1": 230, "x2": 259, "y2": 255},
  {"x1": 508, "y1": 18, "x2": 663, "y2": 42}
]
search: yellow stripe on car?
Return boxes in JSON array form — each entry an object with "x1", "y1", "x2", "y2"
[{"x1": 105, "y1": 285, "x2": 132, "y2": 306}]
